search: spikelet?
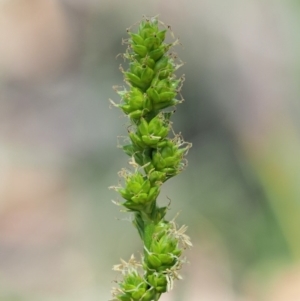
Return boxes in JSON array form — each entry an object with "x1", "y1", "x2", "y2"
[{"x1": 110, "y1": 16, "x2": 192, "y2": 301}]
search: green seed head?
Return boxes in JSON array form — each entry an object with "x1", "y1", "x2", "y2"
[
  {"x1": 133, "y1": 114, "x2": 170, "y2": 147},
  {"x1": 116, "y1": 171, "x2": 160, "y2": 210},
  {"x1": 116, "y1": 271, "x2": 155, "y2": 301},
  {"x1": 111, "y1": 16, "x2": 191, "y2": 301},
  {"x1": 147, "y1": 274, "x2": 168, "y2": 293}
]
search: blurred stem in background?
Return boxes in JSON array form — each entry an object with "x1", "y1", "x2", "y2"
[{"x1": 241, "y1": 117, "x2": 300, "y2": 260}]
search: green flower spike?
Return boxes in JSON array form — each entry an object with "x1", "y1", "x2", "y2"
[{"x1": 110, "y1": 16, "x2": 192, "y2": 301}]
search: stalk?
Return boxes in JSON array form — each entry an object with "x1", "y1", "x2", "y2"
[{"x1": 110, "y1": 16, "x2": 192, "y2": 301}]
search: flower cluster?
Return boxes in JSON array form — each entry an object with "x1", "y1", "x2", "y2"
[{"x1": 110, "y1": 16, "x2": 191, "y2": 301}]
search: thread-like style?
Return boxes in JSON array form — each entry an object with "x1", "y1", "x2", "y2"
[{"x1": 110, "y1": 16, "x2": 192, "y2": 301}]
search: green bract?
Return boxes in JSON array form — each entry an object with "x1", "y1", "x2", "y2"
[{"x1": 111, "y1": 16, "x2": 192, "y2": 301}]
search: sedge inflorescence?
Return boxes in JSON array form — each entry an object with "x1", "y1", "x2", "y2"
[{"x1": 110, "y1": 16, "x2": 192, "y2": 301}]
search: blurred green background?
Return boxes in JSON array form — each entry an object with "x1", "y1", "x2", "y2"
[{"x1": 1, "y1": 0, "x2": 300, "y2": 300}]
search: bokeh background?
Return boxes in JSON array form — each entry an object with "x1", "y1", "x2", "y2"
[{"x1": 1, "y1": 0, "x2": 300, "y2": 300}]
